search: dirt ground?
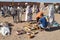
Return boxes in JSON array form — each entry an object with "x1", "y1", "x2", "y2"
[{"x1": 0, "y1": 12, "x2": 60, "y2": 40}]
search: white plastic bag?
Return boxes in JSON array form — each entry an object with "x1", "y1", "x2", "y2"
[{"x1": 0, "y1": 26, "x2": 10, "y2": 36}]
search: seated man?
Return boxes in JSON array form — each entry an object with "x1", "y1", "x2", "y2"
[{"x1": 38, "y1": 16, "x2": 48, "y2": 30}]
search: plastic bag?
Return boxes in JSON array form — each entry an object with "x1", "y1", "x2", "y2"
[
  {"x1": 0, "y1": 26, "x2": 10, "y2": 36},
  {"x1": 53, "y1": 21, "x2": 59, "y2": 27}
]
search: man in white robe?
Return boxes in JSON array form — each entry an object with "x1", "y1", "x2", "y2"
[
  {"x1": 17, "y1": 6, "x2": 23, "y2": 22},
  {"x1": 48, "y1": 5, "x2": 55, "y2": 25},
  {"x1": 32, "y1": 5, "x2": 35, "y2": 13},
  {"x1": 25, "y1": 5, "x2": 32, "y2": 22}
]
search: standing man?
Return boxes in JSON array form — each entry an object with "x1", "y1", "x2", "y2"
[
  {"x1": 28, "y1": 6, "x2": 32, "y2": 21},
  {"x1": 55, "y1": 5, "x2": 59, "y2": 13},
  {"x1": 10, "y1": 6, "x2": 17, "y2": 23},
  {"x1": 48, "y1": 5, "x2": 55, "y2": 26},
  {"x1": 1, "y1": 5, "x2": 5, "y2": 17},
  {"x1": 32, "y1": 5, "x2": 35, "y2": 13},
  {"x1": 7, "y1": 6, "x2": 11, "y2": 16},
  {"x1": 17, "y1": 6, "x2": 22, "y2": 22},
  {"x1": 4, "y1": 6, "x2": 8, "y2": 17},
  {"x1": 25, "y1": 5, "x2": 32, "y2": 22},
  {"x1": 25, "y1": 5, "x2": 29, "y2": 21}
]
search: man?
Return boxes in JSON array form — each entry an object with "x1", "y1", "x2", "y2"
[
  {"x1": 35, "y1": 5, "x2": 39, "y2": 13},
  {"x1": 32, "y1": 5, "x2": 35, "y2": 13},
  {"x1": 25, "y1": 5, "x2": 32, "y2": 22},
  {"x1": 3, "y1": 6, "x2": 8, "y2": 17},
  {"x1": 38, "y1": 16, "x2": 48, "y2": 29},
  {"x1": 28, "y1": 6, "x2": 32, "y2": 21},
  {"x1": 25, "y1": 5, "x2": 29, "y2": 21},
  {"x1": 58, "y1": 5, "x2": 60, "y2": 14},
  {"x1": 55, "y1": 5, "x2": 59, "y2": 13},
  {"x1": 1, "y1": 6, "x2": 5, "y2": 17},
  {"x1": 17, "y1": 6, "x2": 21, "y2": 22},
  {"x1": 10, "y1": 6, "x2": 17, "y2": 23},
  {"x1": 7, "y1": 6, "x2": 11, "y2": 16},
  {"x1": 48, "y1": 5, "x2": 55, "y2": 26}
]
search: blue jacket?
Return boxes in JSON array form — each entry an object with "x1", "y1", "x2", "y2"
[{"x1": 39, "y1": 17, "x2": 48, "y2": 28}]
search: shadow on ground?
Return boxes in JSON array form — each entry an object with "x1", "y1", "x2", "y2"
[
  {"x1": 18, "y1": 20, "x2": 37, "y2": 23},
  {"x1": 45, "y1": 26, "x2": 60, "y2": 32}
]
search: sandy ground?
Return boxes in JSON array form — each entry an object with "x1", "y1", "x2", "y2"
[{"x1": 0, "y1": 12, "x2": 60, "y2": 40}]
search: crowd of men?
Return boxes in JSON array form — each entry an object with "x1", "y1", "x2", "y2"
[
  {"x1": 0, "y1": 4, "x2": 39, "y2": 23},
  {"x1": 0, "y1": 3, "x2": 60, "y2": 30}
]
